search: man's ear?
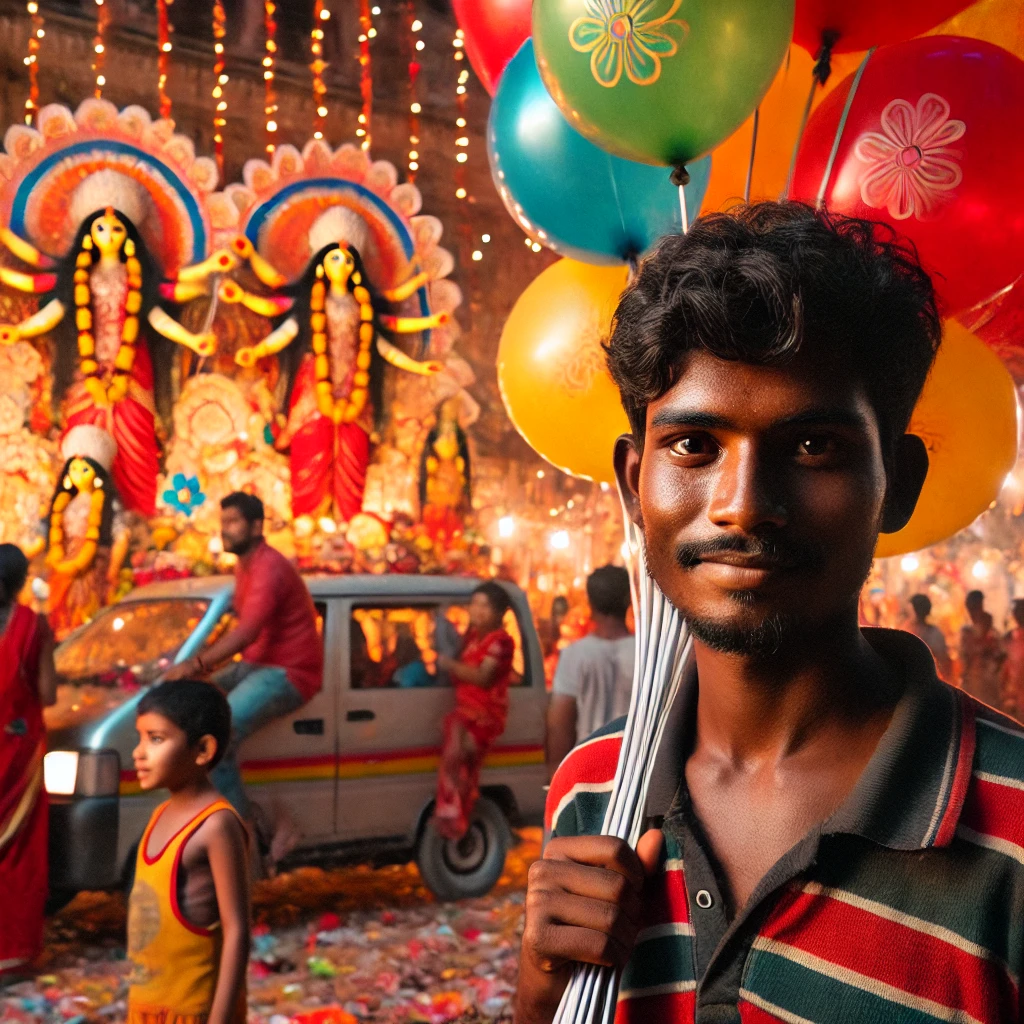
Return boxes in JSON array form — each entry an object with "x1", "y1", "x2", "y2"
[
  {"x1": 881, "y1": 433, "x2": 929, "y2": 535},
  {"x1": 252, "y1": 518, "x2": 266, "y2": 539},
  {"x1": 613, "y1": 434, "x2": 642, "y2": 527}
]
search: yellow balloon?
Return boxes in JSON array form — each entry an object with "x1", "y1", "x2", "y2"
[
  {"x1": 877, "y1": 322, "x2": 1019, "y2": 558},
  {"x1": 498, "y1": 259, "x2": 630, "y2": 485}
]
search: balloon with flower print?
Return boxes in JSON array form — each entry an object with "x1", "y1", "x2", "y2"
[
  {"x1": 791, "y1": 36, "x2": 1024, "y2": 315},
  {"x1": 532, "y1": 0, "x2": 795, "y2": 168}
]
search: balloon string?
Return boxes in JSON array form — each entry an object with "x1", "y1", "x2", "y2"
[
  {"x1": 744, "y1": 106, "x2": 760, "y2": 204},
  {"x1": 782, "y1": 73, "x2": 818, "y2": 200},
  {"x1": 678, "y1": 185, "x2": 689, "y2": 234},
  {"x1": 816, "y1": 47, "x2": 876, "y2": 209},
  {"x1": 782, "y1": 32, "x2": 838, "y2": 200},
  {"x1": 671, "y1": 165, "x2": 691, "y2": 234}
]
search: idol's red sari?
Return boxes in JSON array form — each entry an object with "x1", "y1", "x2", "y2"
[
  {"x1": 0, "y1": 603, "x2": 47, "y2": 975},
  {"x1": 434, "y1": 628, "x2": 514, "y2": 840}
]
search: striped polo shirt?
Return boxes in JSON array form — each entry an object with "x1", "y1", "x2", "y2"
[{"x1": 545, "y1": 628, "x2": 1024, "y2": 1023}]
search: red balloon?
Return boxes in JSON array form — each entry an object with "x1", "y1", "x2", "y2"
[
  {"x1": 452, "y1": 0, "x2": 532, "y2": 97},
  {"x1": 794, "y1": 0, "x2": 973, "y2": 55},
  {"x1": 791, "y1": 36, "x2": 1024, "y2": 315}
]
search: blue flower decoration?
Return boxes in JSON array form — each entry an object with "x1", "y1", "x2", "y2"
[{"x1": 163, "y1": 473, "x2": 206, "y2": 517}]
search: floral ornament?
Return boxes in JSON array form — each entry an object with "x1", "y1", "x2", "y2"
[
  {"x1": 854, "y1": 93, "x2": 966, "y2": 221},
  {"x1": 162, "y1": 473, "x2": 206, "y2": 516},
  {"x1": 570, "y1": 0, "x2": 688, "y2": 89}
]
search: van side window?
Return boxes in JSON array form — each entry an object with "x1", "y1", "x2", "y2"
[{"x1": 351, "y1": 606, "x2": 446, "y2": 689}]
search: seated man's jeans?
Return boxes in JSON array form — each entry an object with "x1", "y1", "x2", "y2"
[{"x1": 211, "y1": 661, "x2": 304, "y2": 818}]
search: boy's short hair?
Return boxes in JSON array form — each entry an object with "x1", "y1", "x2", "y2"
[
  {"x1": 137, "y1": 680, "x2": 232, "y2": 768},
  {"x1": 474, "y1": 581, "x2": 512, "y2": 620},
  {"x1": 587, "y1": 565, "x2": 632, "y2": 619},
  {"x1": 607, "y1": 201, "x2": 941, "y2": 454},
  {"x1": 220, "y1": 491, "x2": 264, "y2": 524}
]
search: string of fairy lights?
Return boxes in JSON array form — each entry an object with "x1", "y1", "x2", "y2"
[
  {"x1": 356, "y1": 0, "x2": 376, "y2": 151},
  {"x1": 405, "y1": 2, "x2": 424, "y2": 181},
  {"x1": 23, "y1": 1, "x2": 44, "y2": 126},
  {"x1": 92, "y1": 0, "x2": 110, "y2": 98},
  {"x1": 212, "y1": 0, "x2": 228, "y2": 177},
  {"x1": 311, "y1": 1, "x2": 331, "y2": 140},
  {"x1": 156, "y1": 0, "x2": 172, "y2": 118},
  {"x1": 263, "y1": 1, "x2": 279, "y2": 154}
]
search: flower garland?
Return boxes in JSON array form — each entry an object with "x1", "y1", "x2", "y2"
[
  {"x1": 76, "y1": 232, "x2": 143, "y2": 408},
  {"x1": 311, "y1": 262, "x2": 375, "y2": 425},
  {"x1": 47, "y1": 480, "x2": 105, "y2": 577}
]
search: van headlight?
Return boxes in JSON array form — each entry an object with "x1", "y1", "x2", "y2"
[{"x1": 44, "y1": 750, "x2": 119, "y2": 797}]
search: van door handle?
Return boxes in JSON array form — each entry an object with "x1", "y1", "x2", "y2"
[
  {"x1": 293, "y1": 718, "x2": 324, "y2": 735},
  {"x1": 346, "y1": 709, "x2": 375, "y2": 722}
]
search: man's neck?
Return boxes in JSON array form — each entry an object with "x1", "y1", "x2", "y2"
[
  {"x1": 591, "y1": 613, "x2": 630, "y2": 641},
  {"x1": 691, "y1": 613, "x2": 901, "y2": 764},
  {"x1": 236, "y1": 536, "x2": 265, "y2": 566}
]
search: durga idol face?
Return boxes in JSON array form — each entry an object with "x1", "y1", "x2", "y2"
[
  {"x1": 90, "y1": 210, "x2": 128, "y2": 259},
  {"x1": 322, "y1": 246, "x2": 356, "y2": 288},
  {"x1": 67, "y1": 457, "x2": 98, "y2": 492}
]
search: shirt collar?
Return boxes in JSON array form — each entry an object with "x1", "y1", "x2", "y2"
[{"x1": 646, "y1": 627, "x2": 976, "y2": 851}]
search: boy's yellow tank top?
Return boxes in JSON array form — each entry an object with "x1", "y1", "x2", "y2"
[{"x1": 126, "y1": 798, "x2": 247, "y2": 1024}]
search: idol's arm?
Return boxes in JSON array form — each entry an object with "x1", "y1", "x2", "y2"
[
  {"x1": 0, "y1": 266, "x2": 58, "y2": 295},
  {"x1": 229, "y1": 236, "x2": 288, "y2": 290},
  {"x1": 378, "y1": 310, "x2": 449, "y2": 333},
  {"x1": 234, "y1": 317, "x2": 300, "y2": 368},
  {"x1": 147, "y1": 307, "x2": 217, "y2": 357},
  {"x1": 0, "y1": 298, "x2": 66, "y2": 344},
  {"x1": 218, "y1": 280, "x2": 294, "y2": 319},
  {"x1": 0, "y1": 227, "x2": 54, "y2": 269},
  {"x1": 376, "y1": 337, "x2": 444, "y2": 376},
  {"x1": 381, "y1": 271, "x2": 431, "y2": 303},
  {"x1": 175, "y1": 248, "x2": 240, "y2": 285}
]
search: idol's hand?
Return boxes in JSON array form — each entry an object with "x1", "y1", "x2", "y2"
[
  {"x1": 194, "y1": 333, "x2": 217, "y2": 358},
  {"x1": 514, "y1": 831, "x2": 663, "y2": 1024},
  {"x1": 235, "y1": 346, "x2": 259, "y2": 369},
  {"x1": 0, "y1": 324, "x2": 21, "y2": 345},
  {"x1": 218, "y1": 279, "x2": 244, "y2": 304}
]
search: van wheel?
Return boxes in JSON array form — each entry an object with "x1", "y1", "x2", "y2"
[{"x1": 416, "y1": 797, "x2": 511, "y2": 902}]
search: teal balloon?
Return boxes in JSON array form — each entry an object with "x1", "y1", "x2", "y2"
[
  {"x1": 533, "y1": 0, "x2": 794, "y2": 167},
  {"x1": 488, "y1": 40, "x2": 710, "y2": 265}
]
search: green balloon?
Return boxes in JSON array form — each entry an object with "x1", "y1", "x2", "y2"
[{"x1": 533, "y1": 0, "x2": 795, "y2": 167}]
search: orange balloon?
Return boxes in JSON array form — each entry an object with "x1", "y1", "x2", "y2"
[
  {"x1": 701, "y1": 45, "x2": 864, "y2": 213},
  {"x1": 927, "y1": 0, "x2": 1024, "y2": 60},
  {"x1": 498, "y1": 259, "x2": 630, "y2": 485},
  {"x1": 876, "y1": 322, "x2": 1019, "y2": 558}
]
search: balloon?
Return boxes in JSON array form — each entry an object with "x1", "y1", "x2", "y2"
[
  {"x1": 794, "y1": 0, "x2": 974, "y2": 56},
  {"x1": 701, "y1": 45, "x2": 864, "y2": 213},
  {"x1": 876, "y1": 322, "x2": 1018, "y2": 559},
  {"x1": 532, "y1": 0, "x2": 794, "y2": 167},
  {"x1": 489, "y1": 41, "x2": 710, "y2": 265},
  {"x1": 452, "y1": 0, "x2": 533, "y2": 96},
  {"x1": 498, "y1": 259, "x2": 630, "y2": 484},
  {"x1": 790, "y1": 36, "x2": 1024, "y2": 316}
]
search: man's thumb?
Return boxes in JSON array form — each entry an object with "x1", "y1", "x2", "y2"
[{"x1": 635, "y1": 828, "x2": 664, "y2": 878}]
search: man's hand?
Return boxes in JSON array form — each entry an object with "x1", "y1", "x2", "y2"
[
  {"x1": 436, "y1": 654, "x2": 455, "y2": 673},
  {"x1": 514, "y1": 830, "x2": 663, "y2": 1024},
  {"x1": 162, "y1": 656, "x2": 202, "y2": 682}
]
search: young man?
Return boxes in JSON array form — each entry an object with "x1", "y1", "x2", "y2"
[
  {"x1": 546, "y1": 565, "x2": 635, "y2": 779},
  {"x1": 906, "y1": 593, "x2": 952, "y2": 681},
  {"x1": 165, "y1": 493, "x2": 323, "y2": 822},
  {"x1": 129, "y1": 681, "x2": 249, "y2": 1024},
  {"x1": 516, "y1": 203, "x2": 1024, "y2": 1024}
]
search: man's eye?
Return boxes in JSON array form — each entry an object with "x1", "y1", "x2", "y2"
[
  {"x1": 798, "y1": 437, "x2": 833, "y2": 458},
  {"x1": 670, "y1": 435, "x2": 716, "y2": 458}
]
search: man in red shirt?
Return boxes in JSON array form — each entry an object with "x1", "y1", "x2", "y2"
[{"x1": 165, "y1": 492, "x2": 323, "y2": 820}]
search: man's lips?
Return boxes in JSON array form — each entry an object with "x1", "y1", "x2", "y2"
[{"x1": 697, "y1": 553, "x2": 794, "y2": 571}]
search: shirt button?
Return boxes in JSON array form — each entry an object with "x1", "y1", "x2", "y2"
[{"x1": 695, "y1": 889, "x2": 714, "y2": 910}]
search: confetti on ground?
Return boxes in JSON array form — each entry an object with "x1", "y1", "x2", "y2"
[{"x1": 3, "y1": 829, "x2": 542, "y2": 1023}]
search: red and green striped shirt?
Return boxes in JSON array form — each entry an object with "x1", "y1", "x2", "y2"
[{"x1": 545, "y1": 629, "x2": 1024, "y2": 1024}]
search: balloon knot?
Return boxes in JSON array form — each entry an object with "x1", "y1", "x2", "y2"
[
  {"x1": 813, "y1": 30, "x2": 839, "y2": 85},
  {"x1": 670, "y1": 165, "x2": 690, "y2": 188}
]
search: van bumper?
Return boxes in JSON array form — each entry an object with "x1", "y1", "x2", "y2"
[{"x1": 48, "y1": 795, "x2": 120, "y2": 892}]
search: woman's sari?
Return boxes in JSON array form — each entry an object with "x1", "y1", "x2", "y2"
[
  {"x1": 0, "y1": 603, "x2": 47, "y2": 975},
  {"x1": 434, "y1": 628, "x2": 514, "y2": 841}
]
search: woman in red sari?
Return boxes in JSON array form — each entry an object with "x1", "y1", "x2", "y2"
[
  {"x1": 434, "y1": 583, "x2": 515, "y2": 841},
  {"x1": 0, "y1": 544, "x2": 58, "y2": 977}
]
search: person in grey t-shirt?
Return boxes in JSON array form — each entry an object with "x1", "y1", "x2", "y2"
[{"x1": 546, "y1": 566, "x2": 635, "y2": 780}]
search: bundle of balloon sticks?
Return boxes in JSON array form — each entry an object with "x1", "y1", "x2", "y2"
[{"x1": 553, "y1": 501, "x2": 692, "y2": 1024}]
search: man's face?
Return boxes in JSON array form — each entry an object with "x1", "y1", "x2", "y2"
[
  {"x1": 618, "y1": 348, "x2": 912, "y2": 656},
  {"x1": 221, "y1": 505, "x2": 259, "y2": 555}
]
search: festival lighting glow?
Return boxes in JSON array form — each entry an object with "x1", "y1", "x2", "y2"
[
  {"x1": 264, "y1": 1, "x2": 279, "y2": 154},
  {"x1": 23, "y1": 1, "x2": 44, "y2": 125}
]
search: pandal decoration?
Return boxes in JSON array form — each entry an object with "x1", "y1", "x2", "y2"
[
  {"x1": 47, "y1": 473, "x2": 105, "y2": 576},
  {"x1": 554, "y1": 501, "x2": 692, "y2": 1024}
]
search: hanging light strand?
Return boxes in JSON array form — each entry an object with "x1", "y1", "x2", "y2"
[
  {"x1": 156, "y1": 0, "x2": 173, "y2": 119},
  {"x1": 355, "y1": 0, "x2": 375, "y2": 152},
  {"x1": 405, "y1": 2, "x2": 423, "y2": 181},
  {"x1": 92, "y1": 0, "x2": 110, "y2": 98},
  {"x1": 311, "y1": 0, "x2": 330, "y2": 140},
  {"x1": 23, "y1": 1, "x2": 44, "y2": 126},
  {"x1": 263, "y1": 1, "x2": 279, "y2": 154},
  {"x1": 453, "y1": 28, "x2": 468, "y2": 200},
  {"x1": 212, "y1": 0, "x2": 228, "y2": 177}
]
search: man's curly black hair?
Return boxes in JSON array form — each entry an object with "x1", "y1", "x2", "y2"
[{"x1": 606, "y1": 202, "x2": 942, "y2": 454}]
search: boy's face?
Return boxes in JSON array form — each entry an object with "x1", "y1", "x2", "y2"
[
  {"x1": 616, "y1": 347, "x2": 926, "y2": 655},
  {"x1": 133, "y1": 711, "x2": 214, "y2": 791}
]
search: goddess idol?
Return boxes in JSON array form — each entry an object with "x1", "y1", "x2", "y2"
[
  {"x1": 0, "y1": 101, "x2": 239, "y2": 516},
  {"x1": 221, "y1": 141, "x2": 468, "y2": 523}
]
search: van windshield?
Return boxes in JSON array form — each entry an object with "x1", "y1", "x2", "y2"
[{"x1": 55, "y1": 599, "x2": 211, "y2": 688}]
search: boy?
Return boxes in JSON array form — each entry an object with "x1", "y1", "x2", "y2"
[{"x1": 128, "y1": 681, "x2": 250, "y2": 1024}]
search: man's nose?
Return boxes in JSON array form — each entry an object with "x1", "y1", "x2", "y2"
[{"x1": 707, "y1": 443, "x2": 788, "y2": 532}]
